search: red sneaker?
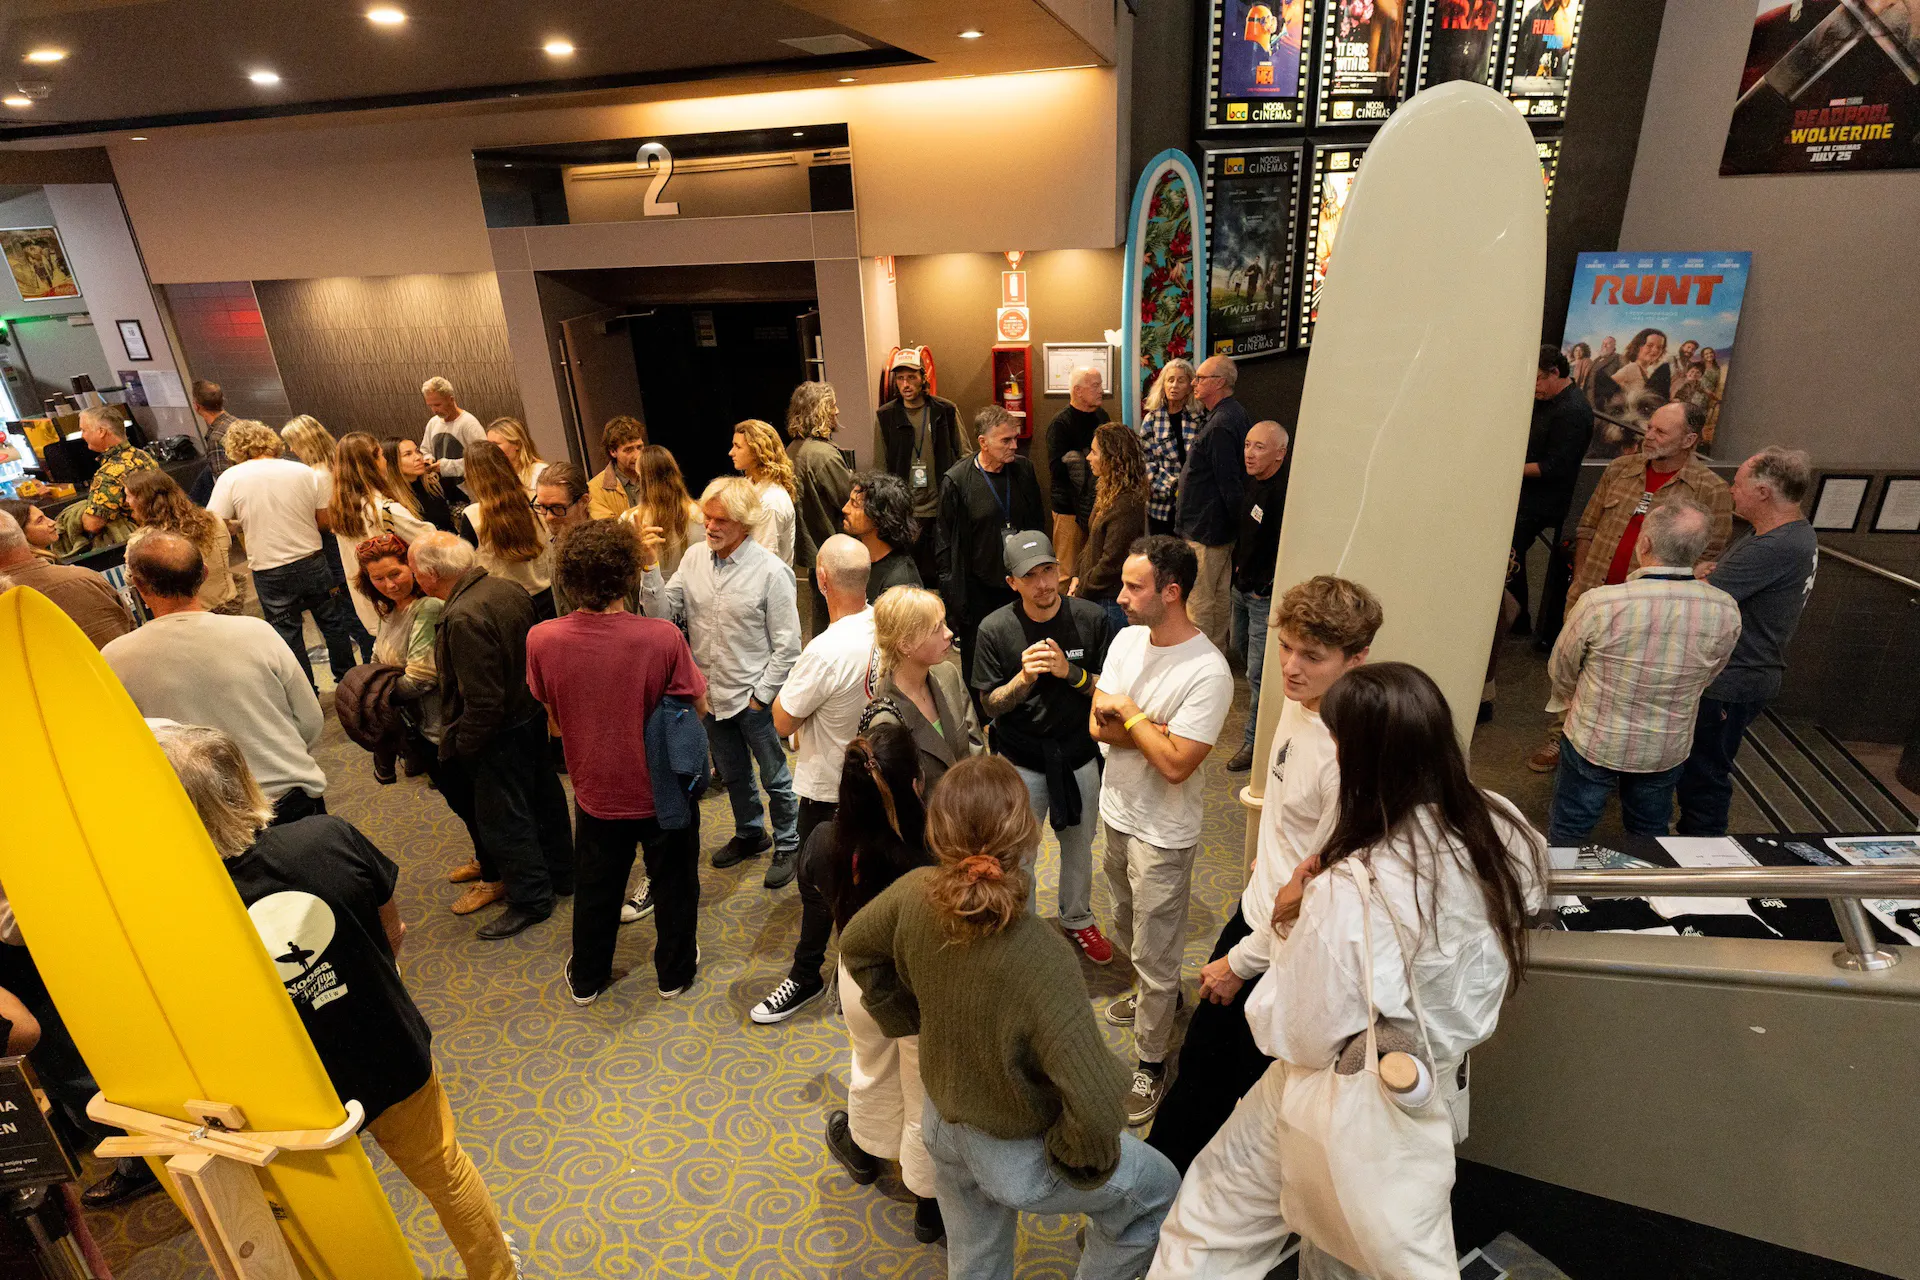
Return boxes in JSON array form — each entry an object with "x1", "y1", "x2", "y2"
[{"x1": 1065, "y1": 923, "x2": 1114, "y2": 965}]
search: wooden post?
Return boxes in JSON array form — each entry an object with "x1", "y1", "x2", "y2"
[{"x1": 166, "y1": 1150, "x2": 300, "y2": 1280}]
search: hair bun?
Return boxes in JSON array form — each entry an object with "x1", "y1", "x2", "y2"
[{"x1": 956, "y1": 854, "x2": 1004, "y2": 883}]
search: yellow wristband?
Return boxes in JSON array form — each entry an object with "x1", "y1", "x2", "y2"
[{"x1": 1123, "y1": 711, "x2": 1149, "y2": 732}]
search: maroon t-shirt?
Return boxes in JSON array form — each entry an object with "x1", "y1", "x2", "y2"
[{"x1": 526, "y1": 611, "x2": 706, "y2": 821}]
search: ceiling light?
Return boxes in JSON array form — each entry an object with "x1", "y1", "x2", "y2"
[
  {"x1": 792, "y1": 131, "x2": 804, "y2": 137},
  {"x1": 130, "y1": 135, "x2": 148, "y2": 141},
  {"x1": 958, "y1": 29, "x2": 985, "y2": 39},
  {"x1": 838, "y1": 76, "x2": 856, "y2": 83},
  {"x1": 25, "y1": 50, "x2": 67, "y2": 64},
  {"x1": 366, "y1": 7, "x2": 407, "y2": 25},
  {"x1": 2, "y1": 97, "x2": 31, "y2": 109},
  {"x1": 249, "y1": 70, "x2": 281, "y2": 85},
  {"x1": 543, "y1": 39, "x2": 575, "y2": 56}
]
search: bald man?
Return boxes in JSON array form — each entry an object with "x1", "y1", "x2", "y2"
[
  {"x1": 1177, "y1": 355, "x2": 1254, "y2": 654},
  {"x1": 1227, "y1": 420, "x2": 1291, "y2": 771},
  {"x1": 1046, "y1": 366, "x2": 1111, "y2": 578}
]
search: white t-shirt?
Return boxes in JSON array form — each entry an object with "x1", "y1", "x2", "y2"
[
  {"x1": 755, "y1": 482, "x2": 797, "y2": 566},
  {"x1": 1096, "y1": 625, "x2": 1233, "y2": 849},
  {"x1": 207, "y1": 457, "x2": 324, "y2": 572},
  {"x1": 1228, "y1": 697, "x2": 1340, "y2": 980},
  {"x1": 422, "y1": 410, "x2": 487, "y2": 480},
  {"x1": 778, "y1": 607, "x2": 877, "y2": 802}
]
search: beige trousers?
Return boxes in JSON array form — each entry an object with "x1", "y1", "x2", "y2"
[
  {"x1": 1101, "y1": 821, "x2": 1199, "y2": 1063},
  {"x1": 839, "y1": 962, "x2": 936, "y2": 1197},
  {"x1": 1186, "y1": 541, "x2": 1235, "y2": 655}
]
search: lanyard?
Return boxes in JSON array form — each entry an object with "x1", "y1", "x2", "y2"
[{"x1": 977, "y1": 458, "x2": 1012, "y2": 527}]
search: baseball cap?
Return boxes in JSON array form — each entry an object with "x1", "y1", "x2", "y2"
[
  {"x1": 891, "y1": 348, "x2": 924, "y2": 372},
  {"x1": 1003, "y1": 530, "x2": 1057, "y2": 578}
]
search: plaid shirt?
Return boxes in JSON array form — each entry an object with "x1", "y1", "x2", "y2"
[
  {"x1": 1570, "y1": 451, "x2": 1732, "y2": 605},
  {"x1": 1550, "y1": 567, "x2": 1742, "y2": 773},
  {"x1": 1138, "y1": 405, "x2": 1202, "y2": 524}
]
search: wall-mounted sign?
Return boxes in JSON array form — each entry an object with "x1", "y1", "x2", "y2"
[
  {"x1": 635, "y1": 142, "x2": 680, "y2": 216},
  {"x1": 117, "y1": 318, "x2": 151, "y2": 362},
  {"x1": 1298, "y1": 143, "x2": 1367, "y2": 348},
  {"x1": 1500, "y1": 0, "x2": 1583, "y2": 119},
  {"x1": 1536, "y1": 135, "x2": 1562, "y2": 207},
  {"x1": 0, "y1": 1059, "x2": 78, "y2": 1191},
  {"x1": 1415, "y1": 0, "x2": 1508, "y2": 94},
  {"x1": 1206, "y1": 0, "x2": 1313, "y2": 128},
  {"x1": 1043, "y1": 343, "x2": 1115, "y2": 395},
  {"x1": 1315, "y1": 0, "x2": 1410, "y2": 126},
  {"x1": 0, "y1": 227, "x2": 80, "y2": 302},
  {"x1": 1721, "y1": 0, "x2": 1920, "y2": 175},
  {"x1": 1204, "y1": 145, "x2": 1302, "y2": 359}
]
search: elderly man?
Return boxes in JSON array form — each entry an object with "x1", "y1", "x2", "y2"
[
  {"x1": 937, "y1": 406, "x2": 1046, "y2": 686},
  {"x1": 0, "y1": 509, "x2": 132, "y2": 648},
  {"x1": 1527, "y1": 399, "x2": 1732, "y2": 773},
  {"x1": 586, "y1": 416, "x2": 649, "y2": 521},
  {"x1": 639, "y1": 477, "x2": 803, "y2": 887},
  {"x1": 1546, "y1": 498, "x2": 1741, "y2": 845},
  {"x1": 1176, "y1": 355, "x2": 1254, "y2": 654},
  {"x1": 872, "y1": 349, "x2": 966, "y2": 585},
  {"x1": 55, "y1": 407, "x2": 156, "y2": 555},
  {"x1": 1677, "y1": 447, "x2": 1819, "y2": 836},
  {"x1": 411, "y1": 532, "x2": 574, "y2": 940},
  {"x1": 1045, "y1": 366, "x2": 1110, "y2": 577},
  {"x1": 1226, "y1": 420, "x2": 1291, "y2": 771},
  {"x1": 420, "y1": 376, "x2": 488, "y2": 485},
  {"x1": 104, "y1": 532, "x2": 329, "y2": 824}
]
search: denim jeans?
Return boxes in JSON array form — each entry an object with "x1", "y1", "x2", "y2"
[
  {"x1": 1229, "y1": 587, "x2": 1270, "y2": 748},
  {"x1": 1011, "y1": 758, "x2": 1100, "y2": 931},
  {"x1": 705, "y1": 703, "x2": 800, "y2": 855},
  {"x1": 252, "y1": 550, "x2": 361, "y2": 687},
  {"x1": 469, "y1": 717, "x2": 575, "y2": 915},
  {"x1": 1676, "y1": 697, "x2": 1766, "y2": 837},
  {"x1": 320, "y1": 531, "x2": 375, "y2": 662},
  {"x1": 1548, "y1": 735, "x2": 1683, "y2": 845},
  {"x1": 922, "y1": 1101, "x2": 1181, "y2": 1280}
]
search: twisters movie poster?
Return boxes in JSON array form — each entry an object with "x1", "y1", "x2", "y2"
[{"x1": 1722, "y1": 0, "x2": 1920, "y2": 174}]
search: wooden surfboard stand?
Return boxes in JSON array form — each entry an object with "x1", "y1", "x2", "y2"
[{"x1": 86, "y1": 1093, "x2": 366, "y2": 1280}]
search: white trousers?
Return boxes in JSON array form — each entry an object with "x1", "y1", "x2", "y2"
[{"x1": 839, "y1": 962, "x2": 935, "y2": 1198}]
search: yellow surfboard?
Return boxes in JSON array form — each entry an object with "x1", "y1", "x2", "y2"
[{"x1": 0, "y1": 586, "x2": 418, "y2": 1278}]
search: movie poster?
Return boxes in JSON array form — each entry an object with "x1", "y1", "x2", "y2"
[
  {"x1": 1205, "y1": 147, "x2": 1302, "y2": 359},
  {"x1": 1208, "y1": 0, "x2": 1312, "y2": 128},
  {"x1": 1501, "y1": 0, "x2": 1584, "y2": 118},
  {"x1": 1416, "y1": 0, "x2": 1507, "y2": 92},
  {"x1": 1537, "y1": 135, "x2": 1562, "y2": 207},
  {"x1": 1298, "y1": 144, "x2": 1366, "y2": 347},
  {"x1": 1315, "y1": 0, "x2": 1410, "y2": 124},
  {"x1": 1560, "y1": 251, "x2": 1753, "y2": 456},
  {"x1": 1721, "y1": 0, "x2": 1920, "y2": 174}
]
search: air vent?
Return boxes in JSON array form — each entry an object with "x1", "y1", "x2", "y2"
[{"x1": 780, "y1": 35, "x2": 872, "y2": 56}]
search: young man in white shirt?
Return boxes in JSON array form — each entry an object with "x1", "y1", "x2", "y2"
[
  {"x1": 749, "y1": 536, "x2": 877, "y2": 1023},
  {"x1": 1091, "y1": 535, "x2": 1234, "y2": 1126},
  {"x1": 1146, "y1": 574, "x2": 1382, "y2": 1171},
  {"x1": 421, "y1": 376, "x2": 488, "y2": 485}
]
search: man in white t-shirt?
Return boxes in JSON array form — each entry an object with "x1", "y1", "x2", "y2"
[
  {"x1": 421, "y1": 376, "x2": 488, "y2": 485},
  {"x1": 749, "y1": 536, "x2": 877, "y2": 1024},
  {"x1": 1147, "y1": 574, "x2": 1382, "y2": 1171},
  {"x1": 206, "y1": 418, "x2": 359, "y2": 691},
  {"x1": 1091, "y1": 535, "x2": 1233, "y2": 1126}
]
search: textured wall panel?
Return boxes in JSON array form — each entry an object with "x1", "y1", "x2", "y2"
[{"x1": 160, "y1": 281, "x2": 293, "y2": 424}]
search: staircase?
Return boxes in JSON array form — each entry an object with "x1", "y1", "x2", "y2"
[{"x1": 1733, "y1": 711, "x2": 1918, "y2": 834}]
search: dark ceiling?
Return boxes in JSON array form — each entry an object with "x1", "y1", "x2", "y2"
[{"x1": 0, "y1": 0, "x2": 917, "y2": 140}]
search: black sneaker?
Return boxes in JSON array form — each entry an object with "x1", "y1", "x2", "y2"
[
  {"x1": 764, "y1": 846, "x2": 798, "y2": 889},
  {"x1": 1126, "y1": 1065, "x2": 1166, "y2": 1126},
  {"x1": 825, "y1": 1109, "x2": 880, "y2": 1186},
  {"x1": 620, "y1": 887, "x2": 654, "y2": 924},
  {"x1": 564, "y1": 955, "x2": 602, "y2": 1007},
  {"x1": 714, "y1": 831, "x2": 771, "y2": 868},
  {"x1": 749, "y1": 976, "x2": 824, "y2": 1024},
  {"x1": 81, "y1": 1164, "x2": 160, "y2": 1208},
  {"x1": 914, "y1": 1195, "x2": 945, "y2": 1244}
]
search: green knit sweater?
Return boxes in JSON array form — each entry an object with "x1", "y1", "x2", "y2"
[{"x1": 839, "y1": 867, "x2": 1130, "y2": 1187}]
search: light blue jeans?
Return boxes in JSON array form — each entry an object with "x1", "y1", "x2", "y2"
[
  {"x1": 922, "y1": 1101, "x2": 1181, "y2": 1280},
  {"x1": 1229, "y1": 587, "x2": 1270, "y2": 749},
  {"x1": 1011, "y1": 758, "x2": 1101, "y2": 931},
  {"x1": 705, "y1": 704, "x2": 801, "y2": 856}
]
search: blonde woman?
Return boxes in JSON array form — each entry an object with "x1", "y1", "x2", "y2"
[
  {"x1": 484, "y1": 417, "x2": 549, "y2": 497},
  {"x1": 863, "y1": 585, "x2": 979, "y2": 793},
  {"x1": 627, "y1": 444, "x2": 705, "y2": 578},
  {"x1": 784, "y1": 382, "x2": 855, "y2": 633},
  {"x1": 1137, "y1": 359, "x2": 1199, "y2": 536},
  {"x1": 458, "y1": 440, "x2": 554, "y2": 619},
  {"x1": 330, "y1": 433, "x2": 433, "y2": 633},
  {"x1": 281, "y1": 415, "x2": 338, "y2": 481},
  {"x1": 125, "y1": 468, "x2": 238, "y2": 613},
  {"x1": 731, "y1": 418, "x2": 799, "y2": 566}
]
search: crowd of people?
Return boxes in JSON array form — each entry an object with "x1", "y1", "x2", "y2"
[{"x1": 0, "y1": 340, "x2": 1823, "y2": 1275}]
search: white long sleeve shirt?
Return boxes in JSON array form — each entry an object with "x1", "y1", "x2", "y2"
[
  {"x1": 639, "y1": 535, "x2": 801, "y2": 719},
  {"x1": 754, "y1": 481, "x2": 798, "y2": 566},
  {"x1": 1227, "y1": 698, "x2": 1340, "y2": 981},
  {"x1": 422, "y1": 410, "x2": 487, "y2": 480}
]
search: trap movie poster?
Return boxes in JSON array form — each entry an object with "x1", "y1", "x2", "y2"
[
  {"x1": 1298, "y1": 144, "x2": 1366, "y2": 347},
  {"x1": 1316, "y1": 0, "x2": 1410, "y2": 125},
  {"x1": 1205, "y1": 147, "x2": 1303, "y2": 359},
  {"x1": 1721, "y1": 0, "x2": 1920, "y2": 174},
  {"x1": 1502, "y1": 0, "x2": 1584, "y2": 119},
  {"x1": 1537, "y1": 135, "x2": 1562, "y2": 206},
  {"x1": 1210, "y1": 0, "x2": 1312, "y2": 127},
  {"x1": 1560, "y1": 251, "x2": 1753, "y2": 457},
  {"x1": 1418, "y1": 0, "x2": 1507, "y2": 91}
]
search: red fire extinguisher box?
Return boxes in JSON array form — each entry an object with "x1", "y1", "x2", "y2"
[{"x1": 991, "y1": 344, "x2": 1032, "y2": 440}]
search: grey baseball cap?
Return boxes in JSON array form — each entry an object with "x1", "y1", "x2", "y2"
[{"x1": 1003, "y1": 530, "x2": 1057, "y2": 577}]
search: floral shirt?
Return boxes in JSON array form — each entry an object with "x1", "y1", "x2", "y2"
[
  {"x1": 1137, "y1": 406, "x2": 1201, "y2": 525},
  {"x1": 84, "y1": 441, "x2": 159, "y2": 524}
]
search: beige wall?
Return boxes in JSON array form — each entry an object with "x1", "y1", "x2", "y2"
[{"x1": 108, "y1": 68, "x2": 1123, "y2": 285}]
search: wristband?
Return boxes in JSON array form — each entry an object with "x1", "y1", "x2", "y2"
[
  {"x1": 1122, "y1": 711, "x2": 1149, "y2": 732},
  {"x1": 1070, "y1": 665, "x2": 1087, "y2": 690}
]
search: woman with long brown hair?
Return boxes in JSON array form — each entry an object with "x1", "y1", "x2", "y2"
[
  {"x1": 384, "y1": 436, "x2": 459, "y2": 532},
  {"x1": 330, "y1": 433, "x2": 433, "y2": 633},
  {"x1": 1152, "y1": 662, "x2": 1545, "y2": 1276},
  {"x1": 457, "y1": 439, "x2": 554, "y2": 619},
  {"x1": 730, "y1": 418, "x2": 799, "y2": 566},
  {"x1": 125, "y1": 468, "x2": 238, "y2": 613},
  {"x1": 628, "y1": 444, "x2": 704, "y2": 579},
  {"x1": 1073, "y1": 423, "x2": 1149, "y2": 632},
  {"x1": 841, "y1": 754, "x2": 1179, "y2": 1276}
]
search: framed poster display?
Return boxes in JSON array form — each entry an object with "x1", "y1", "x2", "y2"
[
  {"x1": 1203, "y1": 146, "x2": 1302, "y2": 359},
  {"x1": 1810, "y1": 474, "x2": 1870, "y2": 532},
  {"x1": 1205, "y1": 0, "x2": 1313, "y2": 128},
  {"x1": 1415, "y1": 0, "x2": 1508, "y2": 93},
  {"x1": 1314, "y1": 0, "x2": 1411, "y2": 125},
  {"x1": 1042, "y1": 343, "x2": 1115, "y2": 394},
  {"x1": 1500, "y1": 0, "x2": 1584, "y2": 120},
  {"x1": 0, "y1": 227, "x2": 80, "y2": 301},
  {"x1": 1871, "y1": 477, "x2": 1920, "y2": 533},
  {"x1": 116, "y1": 318, "x2": 151, "y2": 362},
  {"x1": 1536, "y1": 135, "x2": 1562, "y2": 207},
  {"x1": 1297, "y1": 142, "x2": 1367, "y2": 348}
]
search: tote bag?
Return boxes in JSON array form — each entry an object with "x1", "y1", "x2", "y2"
[{"x1": 1274, "y1": 858, "x2": 1460, "y2": 1279}]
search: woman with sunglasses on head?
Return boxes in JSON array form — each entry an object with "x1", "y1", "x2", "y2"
[{"x1": 385, "y1": 437, "x2": 460, "y2": 533}]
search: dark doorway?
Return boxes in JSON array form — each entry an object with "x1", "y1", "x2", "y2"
[{"x1": 630, "y1": 302, "x2": 813, "y2": 496}]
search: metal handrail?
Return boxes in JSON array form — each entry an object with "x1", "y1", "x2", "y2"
[
  {"x1": 1818, "y1": 543, "x2": 1920, "y2": 594},
  {"x1": 1546, "y1": 866, "x2": 1918, "y2": 972}
]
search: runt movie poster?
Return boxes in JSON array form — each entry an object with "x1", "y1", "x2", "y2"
[{"x1": 1722, "y1": 0, "x2": 1920, "y2": 174}]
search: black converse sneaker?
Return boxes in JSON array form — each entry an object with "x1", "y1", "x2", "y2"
[{"x1": 749, "y1": 976, "x2": 825, "y2": 1024}]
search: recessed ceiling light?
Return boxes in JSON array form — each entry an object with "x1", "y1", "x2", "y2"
[
  {"x1": 249, "y1": 70, "x2": 281, "y2": 85},
  {"x1": 26, "y1": 49, "x2": 67, "y2": 64},
  {"x1": 130, "y1": 135, "x2": 148, "y2": 141},
  {"x1": 543, "y1": 39, "x2": 575, "y2": 56},
  {"x1": 3, "y1": 97, "x2": 32, "y2": 109},
  {"x1": 792, "y1": 131, "x2": 804, "y2": 137},
  {"x1": 366, "y1": 6, "x2": 407, "y2": 25},
  {"x1": 502, "y1": 163, "x2": 513, "y2": 168},
  {"x1": 838, "y1": 76, "x2": 856, "y2": 83},
  {"x1": 958, "y1": 29, "x2": 985, "y2": 39}
]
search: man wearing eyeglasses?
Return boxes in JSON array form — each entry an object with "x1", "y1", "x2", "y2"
[
  {"x1": 1175, "y1": 355, "x2": 1254, "y2": 655},
  {"x1": 536, "y1": 463, "x2": 639, "y2": 618}
]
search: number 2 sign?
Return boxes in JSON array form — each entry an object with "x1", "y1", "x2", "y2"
[{"x1": 636, "y1": 142, "x2": 680, "y2": 217}]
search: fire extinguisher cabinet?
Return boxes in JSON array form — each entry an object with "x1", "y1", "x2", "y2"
[{"x1": 991, "y1": 345, "x2": 1033, "y2": 440}]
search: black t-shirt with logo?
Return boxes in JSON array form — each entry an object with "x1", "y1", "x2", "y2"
[
  {"x1": 224, "y1": 816, "x2": 433, "y2": 1123},
  {"x1": 971, "y1": 596, "x2": 1114, "y2": 763}
]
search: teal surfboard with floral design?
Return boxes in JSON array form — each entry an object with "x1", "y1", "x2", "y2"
[{"x1": 1123, "y1": 149, "x2": 1208, "y2": 429}]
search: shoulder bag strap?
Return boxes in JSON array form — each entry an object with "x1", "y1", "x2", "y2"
[
  {"x1": 1369, "y1": 852, "x2": 1443, "y2": 1072},
  {"x1": 1349, "y1": 858, "x2": 1382, "y2": 1075}
]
